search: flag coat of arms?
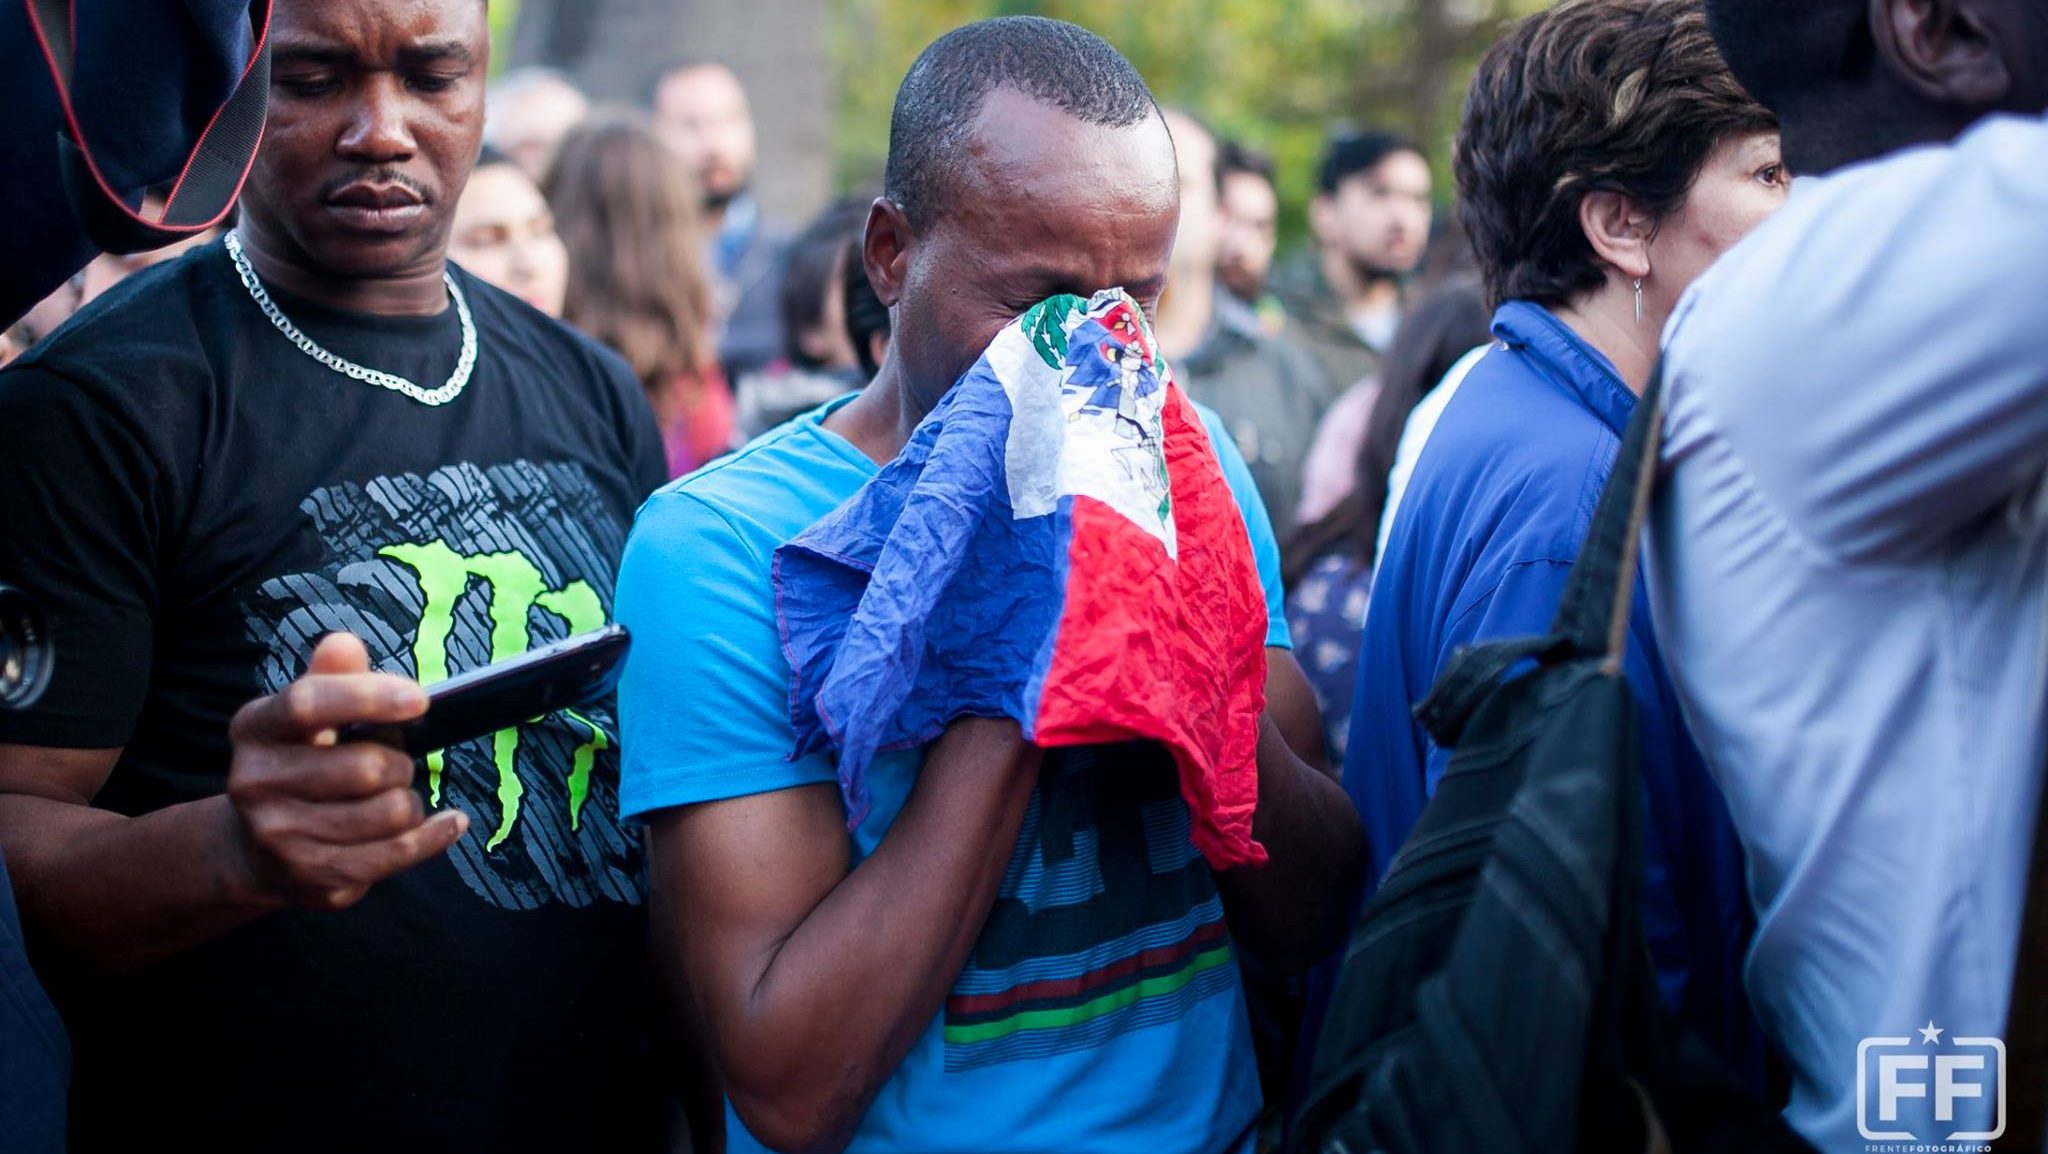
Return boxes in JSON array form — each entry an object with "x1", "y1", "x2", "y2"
[{"x1": 773, "y1": 290, "x2": 1269, "y2": 868}]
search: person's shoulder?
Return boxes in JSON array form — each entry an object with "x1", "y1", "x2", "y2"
[
  {"x1": 636, "y1": 408, "x2": 865, "y2": 556},
  {"x1": 1438, "y1": 340, "x2": 1584, "y2": 439},
  {"x1": 1187, "y1": 398, "x2": 1239, "y2": 463},
  {"x1": 1405, "y1": 351, "x2": 1606, "y2": 552},
  {"x1": 14, "y1": 245, "x2": 224, "y2": 383},
  {"x1": 0, "y1": 246, "x2": 229, "y2": 427},
  {"x1": 456, "y1": 266, "x2": 639, "y2": 388},
  {"x1": 1217, "y1": 293, "x2": 1323, "y2": 377}
]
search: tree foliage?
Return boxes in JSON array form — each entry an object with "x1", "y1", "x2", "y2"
[
  {"x1": 831, "y1": 0, "x2": 1551, "y2": 243},
  {"x1": 489, "y1": 0, "x2": 520, "y2": 74}
]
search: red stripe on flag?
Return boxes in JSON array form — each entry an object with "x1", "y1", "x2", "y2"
[{"x1": 1031, "y1": 386, "x2": 1269, "y2": 868}]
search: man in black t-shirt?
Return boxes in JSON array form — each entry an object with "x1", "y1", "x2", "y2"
[{"x1": 0, "y1": 1, "x2": 686, "y2": 1149}]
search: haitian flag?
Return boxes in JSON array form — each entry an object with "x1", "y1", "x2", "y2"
[{"x1": 773, "y1": 290, "x2": 1269, "y2": 869}]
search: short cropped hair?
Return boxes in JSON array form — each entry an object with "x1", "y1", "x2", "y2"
[
  {"x1": 1316, "y1": 131, "x2": 1423, "y2": 196},
  {"x1": 883, "y1": 16, "x2": 1158, "y2": 230},
  {"x1": 1454, "y1": 0, "x2": 1775, "y2": 307},
  {"x1": 1702, "y1": 0, "x2": 1872, "y2": 118},
  {"x1": 1218, "y1": 140, "x2": 1275, "y2": 191}
]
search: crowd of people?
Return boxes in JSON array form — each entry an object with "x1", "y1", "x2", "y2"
[{"x1": 0, "y1": 0, "x2": 2044, "y2": 1150}]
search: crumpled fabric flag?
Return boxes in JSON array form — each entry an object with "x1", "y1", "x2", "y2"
[{"x1": 773, "y1": 290, "x2": 1270, "y2": 868}]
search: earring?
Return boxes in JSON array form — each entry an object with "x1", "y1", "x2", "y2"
[{"x1": 1632, "y1": 278, "x2": 1644, "y2": 326}]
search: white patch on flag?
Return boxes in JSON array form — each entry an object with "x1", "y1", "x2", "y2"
[{"x1": 992, "y1": 293, "x2": 1177, "y2": 559}]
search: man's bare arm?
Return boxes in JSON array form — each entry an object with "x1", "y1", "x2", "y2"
[
  {"x1": 0, "y1": 634, "x2": 468, "y2": 977},
  {"x1": 647, "y1": 718, "x2": 1041, "y2": 1154},
  {"x1": 1215, "y1": 648, "x2": 1366, "y2": 975},
  {"x1": 1265, "y1": 645, "x2": 1332, "y2": 775}
]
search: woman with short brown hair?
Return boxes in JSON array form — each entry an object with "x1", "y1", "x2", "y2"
[{"x1": 1346, "y1": 0, "x2": 1784, "y2": 1089}]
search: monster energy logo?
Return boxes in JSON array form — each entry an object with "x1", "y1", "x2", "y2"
[
  {"x1": 381, "y1": 540, "x2": 610, "y2": 851},
  {"x1": 245, "y1": 459, "x2": 642, "y2": 911}
]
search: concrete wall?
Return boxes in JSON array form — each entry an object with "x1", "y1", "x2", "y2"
[{"x1": 507, "y1": 0, "x2": 837, "y2": 229}]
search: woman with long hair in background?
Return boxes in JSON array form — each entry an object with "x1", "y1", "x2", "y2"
[{"x1": 548, "y1": 114, "x2": 734, "y2": 477}]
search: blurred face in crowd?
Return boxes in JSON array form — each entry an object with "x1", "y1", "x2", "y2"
[
  {"x1": 1217, "y1": 168, "x2": 1278, "y2": 299},
  {"x1": 870, "y1": 86, "x2": 1179, "y2": 414},
  {"x1": 652, "y1": 64, "x2": 757, "y2": 211},
  {"x1": 490, "y1": 76, "x2": 587, "y2": 180},
  {"x1": 239, "y1": 0, "x2": 488, "y2": 284},
  {"x1": 448, "y1": 161, "x2": 569, "y2": 317},
  {"x1": 1163, "y1": 109, "x2": 1221, "y2": 283},
  {"x1": 797, "y1": 247, "x2": 860, "y2": 371},
  {"x1": 1313, "y1": 149, "x2": 1433, "y2": 279},
  {"x1": 1638, "y1": 130, "x2": 1789, "y2": 326}
]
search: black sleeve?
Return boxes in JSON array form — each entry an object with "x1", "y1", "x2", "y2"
[
  {"x1": 0, "y1": 359, "x2": 167, "y2": 749},
  {"x1": 630, "y1": 392, "x2": 668, "y2": 500},
  {"x1": 593, "y1": 344, "x2": 669, "y2": 501}
]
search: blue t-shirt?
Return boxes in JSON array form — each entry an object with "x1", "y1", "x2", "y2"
[
  {"x1": 617, "y1": 397, "x2": 1286, "y2": 1154},
  {"x1": 1343, "y1": 301, "x2": 1761, "y2": 1084}
]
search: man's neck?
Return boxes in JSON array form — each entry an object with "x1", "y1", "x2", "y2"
[
  {"x1": 1319, "y1": 246, "x2": 1400, "y2": 318},
  {"x1": 237, "y1": 227, "x2": 449, "y2": 317},
  {"x1": 821, "y1": 354, "x2": 923, "y2": 466},
  {"x1": 1153, "y1": 270, "x2": 1216, "y2": 362}
]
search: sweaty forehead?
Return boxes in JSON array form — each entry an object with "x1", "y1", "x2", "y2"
[
  {"x1": 943, "y1": 88, "x2": 1179, "y2": 277},
  {"x1": 271, "y1": 0, "x2": 487, "y2": 61}
]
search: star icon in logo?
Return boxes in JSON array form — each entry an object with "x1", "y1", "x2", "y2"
[{"x1": 1918, "y1": 1020, "x2": 1945, "y2": 1045}]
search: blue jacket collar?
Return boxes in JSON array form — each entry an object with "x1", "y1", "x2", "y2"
[{"x1": 1490, "y1": 300, "x2": 1637, "y2": 438}]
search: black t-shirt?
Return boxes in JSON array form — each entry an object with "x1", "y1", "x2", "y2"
[{"x1": 0, "y1": 242, "x2": 669, "y2": 1151}]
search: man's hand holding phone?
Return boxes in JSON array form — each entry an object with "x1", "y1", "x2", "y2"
[{"x1": 225, "y1": 633, "x2": 469, "y2": 912}]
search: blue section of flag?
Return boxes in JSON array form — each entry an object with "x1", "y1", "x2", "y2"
[{"x1": 774, "y1": 337, "x2": 1071, "y2": 828}]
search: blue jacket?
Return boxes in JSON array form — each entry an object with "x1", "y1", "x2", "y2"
[{"x1": 1344, "y1": 300, "x2": 1763, "y2": 1082}]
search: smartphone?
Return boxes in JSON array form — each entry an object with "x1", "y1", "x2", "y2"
[{"x1": 339, "y1": 625, "x2": 632, "y2": 757}]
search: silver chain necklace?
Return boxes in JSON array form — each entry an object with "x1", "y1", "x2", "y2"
[{"x1": 224, "y1": 229, "x2": 477, "y2": 407}]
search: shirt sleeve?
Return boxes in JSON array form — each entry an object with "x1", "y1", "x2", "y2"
[
  {"x1": 589, "y1": 339, "x2": 670, "y2": 501},
  {"x1": 0, "y1": 360, "x2": 164, "y2": 749},
  {"x1": 1197, "y1": 404, "x2": 1294, "y2": 650},
  {"x1": 1667, "y1": 111, "x2": 2048, "y2": 562},
  {"x1": 614, "y1": 488, "x2": 836, "y2": 819}
]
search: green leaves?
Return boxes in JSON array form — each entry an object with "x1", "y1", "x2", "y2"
[{"x1": 827, "y1": 0, "x2": 1552, "y2": 245}]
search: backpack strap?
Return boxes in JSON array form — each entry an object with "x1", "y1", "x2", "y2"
[
  {"x1": 1550, "y1": 360, "x2": 1668, "y2": 674},
  {"x1": 1413, "y1": 633, "x2": 1570, "y2": 748},
  {"x1": 1413, "y1": 363, "x2": 1669, "y2": 749},
  {"x1": 23, "y1": 0, "x2": 272, "y2": 255}
]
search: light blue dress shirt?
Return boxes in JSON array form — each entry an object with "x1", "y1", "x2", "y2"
[{"x1": 1647, "y1": 112, "x2": 2048, "y2": 1148}]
